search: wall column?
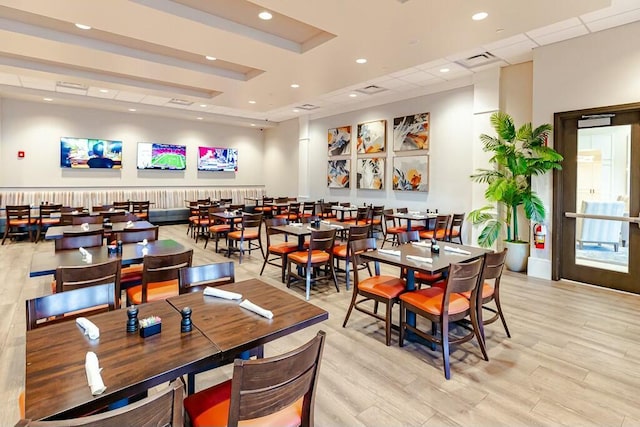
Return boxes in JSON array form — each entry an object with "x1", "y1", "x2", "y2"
[{"x1": 298, "y1": 115, "x2": 310, "y2": 199}]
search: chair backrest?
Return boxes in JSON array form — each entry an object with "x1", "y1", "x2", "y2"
[
  {"x1": 447, "y1": 213, "x2": 465, "y2": 241},
  {"x1": 444, "y1": 258, "x2": 484, "y2": 297},
  {"x1": 178, "y1": 262, "x2": 235, "y2": 294},
  {"x1": 131, "y1": 201, "x2": 150, "y2": 216},
  {"x1": 15, "y1": 378, "x2": 185, "y2": 426},
  {"x1": 264, "y1": 217, "x2": 288, "y2": 245},
  {"x1": 397, "y1": 230, "x2": 420, "y2": 244},
  {"x1": 309, "y1": 229, "x2": 336, "y2": 252},
  {"x1": 226, "y1": 331, "x2": 326, "y2": 427},
  {"x1": 38, "y1": 204, "x2": 62, "y2": 221},
  {"x1": 350, "y1": 237, "x2": 381, "y2": 281},
  {"x1": 354, "y1": 206, "x2": 371, "y2": 224},
  {"x1": 55, "y1": 230, "x2": 104, "y2": 251},
  {"x1": 72, "y1": 215, "x2": 104, "y2": 225},
  {"x1": 346, "y1": 223, "x2": 371, "y2": 247},
  {"x1": 482, "y1": 248, "x2": 508, "y2": 282},
  {"x1": 54, "y1": 259, "x2": 121, "y2": 300},
  {"x1": 114, "y1": 226, "x2": 159, "y2": 243},
  {"x1": 110, "y1": 213, "x2": 139, "y2": 223},
  {"x1": 92, "y1": 204, "x2": 114, "y2": 212},
  {"x1": 275, "y1": 197, "x2": 289, "y2": 204},
  {"x1": 220, "y1": 198, "x2": 233, "y2": 205},
  {"x1": 302, "y1": 201, "x2": 316, "y2": 215},
  {"x1": 241, "y1": 212, "x2": 263, "y2": 231},
  {"x1": 113, "y1": 201, "x2": 131, "y2": 211},
  {"x1": 140, "y1": 250, "x2": 194, "y2": 303},
  {"x1": 7, "y1": 205, "x2": 32, "y2": 221},
  {"x1": 432, "y1": 214, "x2": 451, "y2": 238},
  {"x1": 25, "y1": 283, "x2": 118, "y2": 330},
  {"x1": 61, "y1": 206, "x2": 85, "y2": 214}
]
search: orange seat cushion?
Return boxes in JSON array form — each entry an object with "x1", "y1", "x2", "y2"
[
  {"x1": 288, "y1": 250, "x2": 329, "y2": 264},
  {"x1": 419, "y1": 229, "x2": 446, "y2": 239},
  {"x1": 461, "y1": 281, "x2": 494, "y2": 300},
  {"x1": 332, "y1": 244, "x2": 347, "y2": 258},
  {"x1": 210, "y1": 224, "x2": 231, "y2": 233},
  {"x1": 400, "y1": 287, "x2": 469, "y2": 316},
  {"x1": 385, "y1": 226, "x2": 404, "y2": 234},
  {"x1": 269, "y1": 242, "x2": 298, "y2": 255},
  {"x1": 9, "y1": 218, "x2": 35, "y2": 226},
  {"x1": 126, "y1": 279, "x2": 179, "y2": 305},
  {"x1": 135, "y1": 213, "x2": 148, "y2": 219},
  {"x1": 228, "y1": 230, "x2": 259, "y2": 240},
  {"x1": 121, "y1": 264, "x2": 143, "y2": 284},
  {"x1": 184, "y1": 380, "x2": 303, "y2": 427},
  {"x1": 40, "y1": 218, "x2": 61, "y2": 225},
  {"x1": 415, "y1": 271, "x2": 443, "y2": 283},
  {"x1": 358, "y1": 275, "x2": 405, "y2": 299}
]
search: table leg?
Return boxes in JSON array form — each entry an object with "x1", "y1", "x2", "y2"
[{"x1": 403, "y1": 269, "x2": 436, "y2": 350}]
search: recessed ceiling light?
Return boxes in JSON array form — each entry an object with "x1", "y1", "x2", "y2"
[
  {"x1": 290, "y1": 84, "x2": 300, "y2": 88},
  {"x1": 205, "y1": 55, "x2": 217, "y2": 61},
  {"x1": 248, "y1": 100, "x2": 256, "y2": 104},
  {"x1": 356, "y1": 58, "x2": 367, "y2": 64},
  {"x1": 250, "y1": 124, "x2": 256, "y2": 127},
  {"x1": 258, "y1": 11, "x2": 272, "y2": 20},
  {"x1": 196, "y1": 117, "x2": 203, "y2": 120},
  {"x1": 128, "y1": 108, "x2": 137, "y2": 112},
  {"x1": 472, "y1": 12, "x2": 488, "y2": 21},
  {"x1": 293, "y1": 109, "x2": 300, "y2": 113},
  {"x1": 440, "y1": 68, "x2": 450, "y2": 73},
  {"x1": 99, "y1": 89, "x2": 109, "y2": 93},
  {"x1": 200, "y1": 104, "x2": 207, "y2": 107},
  {"x1": 43, "y1": 97, "x2": 53, "y2": 101},
  {"x1": 75, "y1": 23, "x2": 91, "y2": 30},
  {"x1": 349, "y1": 93, "x2": 357, "y2": 98}
]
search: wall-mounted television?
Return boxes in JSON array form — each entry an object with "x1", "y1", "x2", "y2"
[
  {"x1": 197, "y1": 146, "x2": 238, "y2": 172},
  {"x1": 60, "y1": 137, "x2": 122, "y2": 169},
  {"x1": 137, "y1": 142, "x2": 187, "y2": 170}
]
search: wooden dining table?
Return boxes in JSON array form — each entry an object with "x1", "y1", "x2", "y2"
[
  {"x1": 271, "y1": 221, "x2": 350, "y2": 250},
  {"x1": 44, "y1": 220, "x2": 155, "y2": 240},
  {"x1": 29, "y1": 239, "x2": 186, "y2": 277},
  {"x1": 24, "y1": 278, "x2": 328, "y2": 421},
  {"x1": 390, "y1": 211, "x2": 438, "y2": 231}
]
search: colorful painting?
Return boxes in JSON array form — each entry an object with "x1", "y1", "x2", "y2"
[
  {"x1": 357, "y1": 119, "x2": 386, "y2": 153},
  {"x1": 328, "y1": 159, "x2": 350, "y2": 188},
  {"x1": 393, "y1": 113, "x2": 429, "y2": 151},
  {"x1": 357, "y1": 158, "x2": 385, "y2": 190},
  {"x1": 328, "y1": 126, "x2": 351, "y2": 156},
  {"x1": 393, "y1": 156, "x2": 428, "y2": 192}
]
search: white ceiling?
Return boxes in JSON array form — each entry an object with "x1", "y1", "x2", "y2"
[{"x1": 0, "y1": 0, "x2": 638, "y2": 128}]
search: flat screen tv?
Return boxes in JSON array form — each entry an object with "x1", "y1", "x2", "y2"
[
  {"x1": 60, "y1": 137, "x2": 122, "y2": 169},
  {"x1": 197, "y1": 146, "x2": 238, "y2": 172},
  {"x1": 137, "y1": 142, "x2": 187, "y2": 170}
]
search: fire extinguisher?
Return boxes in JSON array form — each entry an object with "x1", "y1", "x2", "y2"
[{"x1": 533, "y1": 223, "x2": 547, "y2": 249}]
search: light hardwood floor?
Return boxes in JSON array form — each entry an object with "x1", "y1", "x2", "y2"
[{"x1": 2, "y1": 225, "x2": 640, "y2": 426}]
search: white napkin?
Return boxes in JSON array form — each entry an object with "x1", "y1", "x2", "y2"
[
  {"x1": 204, "y1": 286, "x2": 242, "y2": 300},
  {"x1": 72, "y1": 210, "x2": 79, "y2": 214},
  {"x1": 85, "y1": 352, "x2": 106, "y2": 395},
  {"x1": 125, "y1": 221, "x2": 134, "y2": 228},
  {"x1": 141, "y1": 247, "x2": 148, "y2": 256},
  {"x1": 81, "y1": 223, "x2": 90, "y2": 231},
  {"x1": 79, "y1": 247, "x2": 88, "y2": 256},
  {"x1": 412, "y1": 215, "x2": 425, "y2": 219},
  {"x1": 444, "y1": 246, "x2": 471, "y2": 255},
  {"x1": 239, "y1": 299, "x2": 274, "y2": 319},
  {"x1": 378, "y1": 249, "x2": 401, "y2": 256},
  {"x1": 290, "y1": 222, "x2": 303, "y2": 227},
  {"x1": 76, "y1": 317, "x2": 100, "y2": 339},
  {"x1": 406, "y1": 255, "x2": 433, "y2": 264},
  {"x1": 411, "y1": 241, "x2": 431, "y2": 248},
  {"x1": 321, "y1": 220, "x2": 331, "y2": 225},
  {"x1": 330, "y1": 224, "x2": 344, "y2": 230},
  {"x1": 137, "y1": 239, "x2": 148, "y2": 245}
]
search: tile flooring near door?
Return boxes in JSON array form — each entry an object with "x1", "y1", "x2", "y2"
[{"x1": 2, "y1": 225, "x2": 640, "y2": 426}]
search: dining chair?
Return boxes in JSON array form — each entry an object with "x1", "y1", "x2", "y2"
[
  {"x1": 72, "y1": 215, "x2": 104, "y2": 225},
  {"x1": 92, "y1": 204, "x2": 114, "y2": 212},
  {"x1": 447, "y1": 213, "x2": 465, "y2": 244},
  {"x1": 35, "y1": 204, "x2": 62, "y2": 243},
  {"x1": 226, "y1": 212, "x2": 263, "y2": 264},
  {"x1": 60, "y1": 206, "x2": 88, "y2": 226},
  {"x1": 114, "y1": 226, "x2": 159, "y2": 243},
  {"x1": 476, "y1": 248, "x2": 510, "y2": 339},
  {"x1": 342, "y1": 238, "x2": 406, "y2": 346},
  {"x1": 110, "y1": 212, "x2": 139, "y2": 223},
  {"x1": 286, "y1": 228, "x2": 338, "y2": 300},
  {"x1": 26, "y1": 282, "x2": 119, "y2": 330},
  {"x1": 301, "y1": 201, "x2": 317, "y2": 219},
  {"x1": 318, "y1": 202, "x2": 336, "y2": 219},
  {"x1": 332, "y1": 223, "x2": 371, "y2": 290},
  {"x1": 126, "y1": 249, "x2": 194, "y2": 305},
  {"x1": 260, "y1": 217, "x2": 298, "y2": 283},
  {"x1": 53, "y1": 259, "x2": 122, "y2": 306},
  {"x1": 381, "y1": 208, "x2": 403, "y2": 248},
  {"x1": 112, "y1": 201, "x2": 131, "y2": 211},
  {"x1": 193, "y1": 204, "x2": 212, "y2": 243},
  {"x1": 399, "y1": 257, "x2": 488, "y2": 379},
  {"x1": 183, "y1": 331, "x2": 326, "y2": 427},
  {"x1": 396, "y1": 230, "x2": 444, "y2": 288},
  {"x1": 275, "y1": 201, "x2": 301, "y2": 222},
  {"x1": 54, "y1": 229, "x2": 104, "y2": 251},
  {"x1": 220, "y1": 198, "x2": 233, "y2": 205},
  {"x1": 15, "y1": 378, "x2": 185, "y2": 427},
  {"x1": 2, "y1": 205, "x2": 36, "y2": 245},
  {"x1": 179, "y1": 261, "x2": 235, "y2": 294},
  {"x1": 344, "y1": 206, "x2": 370, "y2": 226},
  {"x1": 369, "y1": 205, "x2": 385, "y2": 237},
  {"x1": 254, "y1": 196, "x2": 273, "y2": 218},
  {"x1": 130, "y1": 201, "x2": 150, "y2": 220},
  {"x1": 419, "y1": 214, "x2": 450, "y2": 240},
  {"x1": 204, "y1": 207, "x2": 231, "y2": 253}
]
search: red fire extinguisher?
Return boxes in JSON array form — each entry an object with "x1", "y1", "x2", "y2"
[{"x1": 533, "y1": 223, "x2": 547, "y2": 249}]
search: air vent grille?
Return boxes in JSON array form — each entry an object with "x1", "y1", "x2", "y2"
[
  {"x1": 296, "y1": 103, "x2": 319, "y2": 110},
  {"x1": 56, "y1": 81, "x2": 88, "y2": 90},
  {"x1": 355, "y1": 85, "x2": 388, "y2": 95},
  {"x1": 168, "y1": 98, "x2": 193, "y2": 106},
  {"x1": 455, "y1": 52, "x2": 500, "y2": 69}
]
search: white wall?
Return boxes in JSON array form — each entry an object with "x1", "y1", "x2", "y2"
[
  {"x1": 0, "y1": 99, "x2": 265, "y2": 189},
  {"x1": 263, "y1": 118, "x2": 299, "y2": 197},
  {"x1": 531, "y1": 20, "x2": 640, "y2": 279}
]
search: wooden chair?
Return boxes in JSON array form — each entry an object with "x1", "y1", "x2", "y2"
[
  {"x1": 226, "y1": 212, "x2": 263, "y2": 264},
  {"x1": 419, "y1": 214, "x2": 450, "y2": 241},
  {"x1": 260, "y1": 218, "x2": 298, "y2": 283},
  {"x1": 318, "y1": 202, "x2": 336, "y2": 219},
  {"x1": 275, "y1": 202, "x2": 300, "y2": 222},
  {"x1": 72, "y1": 215, "x2": 104, "y2": 225},
  {"x1": 59, "y1": 207, "x2": 88, "y2": 226},
  {"x1": 396, "y1": 230, "x2": 444, "y2": 288},
  {"x1": 113, "y1": 201, "x2": 131, "y2": 211},
  {"x1": 447, "y1": 213, "x2": 465, "y2": 244},
  {"x1": 220, "y1": 198, "x2": 233, "y2": 205},
  {"x1": 110, "y1": 213, "x2": 139, "y2": 223},
  {"x1": 381, "y1": 208, "x2": 404, "y2": 248},
  {"x1": 15, "y1": 378, "x2": 185, "y2": 426},
  {"x1": 332, "y1": 223, "x2": 371, "y2": 290},
  {"x1": 26, "y1": 282, "x2": 119, "y2": 330},
  {"x1": 204, "y1": 207, "x2": 231, "y2": 253},
  {"x1": 2, "y1": 205, "x2": 36, "y2": 245},
  {"x1": 301, "y1": 201, "x2": 317, "y2": 219},
  {"x1": 53, "y1": 259, "x2": 122, "y2": 306},
  {"x1": 399, "y1": 257, "x2": 488, "y2": 379},
  {"x1": 193, "y1": 205, "x2": 212, "y2": 243},
  {"x1": 35, "y1": 204, "x2": 62, "y2": 243},
  {"x1": 131, "y1": 201, "x2": 150, "y2": 220},
  {"x1": 92, "y1": 204, "x2": 114, "y2": 212},
  {"x1": 476, "y1": 248, "x2": 510, "y2": 339},
  {"x1": 54, "y1": 229, "x2": 104, "y2": 251},
  {"x1": 254, "y1": 196, "x2": 273, "y2": 218},
  {"x1": 369, "y1": 205, "x2": 385, "y2": 237},
  {"x1": 342, "y1": 238, "x2": 406, "y2": 346},
  {"x1": 344, "y1": 206, "x2": 371, "y2": 226},
  {"x1": 183, "y1": 331, "x2": 325, "y2": 427},
  {"x1": 286, "y1": 228, "x2": 338, "y2": 300},
  {"x1": 179, "y1": 262, "x2": 235, "y2": 294},
  {"x1": 114, "y1": 226, "x2": 159, "y2": 243}
]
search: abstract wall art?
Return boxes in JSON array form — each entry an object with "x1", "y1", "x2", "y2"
[
  {"x1": 327, "y1": 159, "x2": 350, "y2": 188},
  {"x1": 393, "y1": 112, "x2": 429, "y2": 151},
  {"x1": 357, "y1": 119, "x2": 386, "y2": 153},
  {"x1": 328, "y1": 126, "x2": 351, "y2": 156},
  {"x1": 357, "y1": 157, "x2": 385, "y2": 190},
  {"x1": 392, "y1": 155, "x2": 429, "y2": 192}
]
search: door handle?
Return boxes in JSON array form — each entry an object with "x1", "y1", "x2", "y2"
[{"x1": 565, "y1": 212, "x2": 640, "y2": 226}]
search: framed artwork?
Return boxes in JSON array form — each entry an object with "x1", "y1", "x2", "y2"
[
  {"x1": 357, "y1": 158, "x2": 385, "y2": 190},
  {"x1": 392, "y1": 155, "x2": 429, "y2": 192},
  {"x1": 328, "y1": 126, "x2": 351, "y2": 156},
  {"x1": 393, "y1": 112, "x2": 429, "y2": 151},
  {"x1": 357, "y1": 119, "x2": 386, "y2": 153},
  {"x1": 327, "y1": 159, "x2": 350, "y2": 188}
]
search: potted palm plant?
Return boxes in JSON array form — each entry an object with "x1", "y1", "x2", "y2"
[{"x1": 468, "y1": 111, "x2": 563, "y2": 271}]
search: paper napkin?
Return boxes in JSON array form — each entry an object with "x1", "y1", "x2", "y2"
[
  {"x1": 290, "y1": 222, "x2": 303, "y2": 227},
  {"x1": 378, "y1": 249, "x2": 401, "y2": 256},
  {"x1": 204, "y1": 286, "x2": 242, "y2": 300},
  {"x1": 411, "y1": 241, "x2": 431, "y2": 248},
  {"x1": 137, "y1": 239, "x2": 148, "y2": 245},
  {"x1": 406, "y1": 255, "x2": 433, "y2": 264},
  {"x1": 76, "y1": 317, "x2": 100, "y2": 340},
  {"x1": 85, "y1": 352, "x2": 106, "y2": 395},
  {"x1": 125, "y1": 221, "x2": 134, "y2": 228},
  {"x1": 81, "y1": 223, "x2": 90, "y2": 231},
  {"x1": 444, "y1": 246, "x2": 471, "y2": 255},
  {"x1": 239, "y1": 299, "x2": 274, "y2": 319}
]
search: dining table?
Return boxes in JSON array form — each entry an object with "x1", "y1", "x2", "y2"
[
  {"x1": 271, "y1": 221, "x2": 350, "y2": 250},
  {"x1": 29, "y1": 239, "x2": 186, "y2": 277},
  {"x1": 331, "y1": 205, "x2": 358, "y2": 221},
  {"x1": 390, "y1": 211, "x2": 438, "y2": 231},
  {"x1": 44, "y1": 220, "x2": 155, "y2": 240},
  {"x1": 24, "y1": 278, "x2": 328, "y2": 421}
]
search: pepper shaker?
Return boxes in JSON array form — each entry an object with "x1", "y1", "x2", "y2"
[
  {"x1": 127, "y1": 305, "x2": 139, "y2": 333},
  {"x1": 181, "y1": 307, "x2": 192, "y2": 333}
]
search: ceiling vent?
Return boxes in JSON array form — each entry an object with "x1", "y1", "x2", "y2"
[
  {"x1": 355, "y1": 85, "x2": 388, "y2": 95},
  {"x1": 296, "y1": 103, "x2": 319, "y2": 110},
  {"x1": 455, "y1": 51, "x2": 500, "y2": 69},
  {"x1": 56, "y1": 81, "x2": 88, "y2": 90},
  {"x1": 168, "y1": 98, "x2": 193, "y2": 106},
  {"x1": 396, "y1": 0, "x2": 410, "y2": 3}
]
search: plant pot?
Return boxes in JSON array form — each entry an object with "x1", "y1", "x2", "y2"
[{"x1": 504, "y1": 240, "x2": 530, "y2": 272}]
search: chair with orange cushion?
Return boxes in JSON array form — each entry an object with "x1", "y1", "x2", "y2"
[
  {"x1": 369, "y1": 205, "x2": 385, "y2": 237},
  {"x1": 300, "y1": 201, "x2": 317, "y2": 220},
  {"x1": 399, "y1": 257, "x2": 488, "y2": 379},
  {"x1": 204, "y1": 206, "x2": 231, "y2": 254},
  {"x1": 226, "y1": 212, "x2": 263, "y2": 264},
  {"x1": 332, "y1": 223, "x2": 371, "y2": 290},
  {"x1": 380, "y1": 208, "x2": 402, "y2": 248},
  {"x1": 193, "y1": 205, "x2": 213, "y2": 243},
  {"x1": 342, "y1": 238, "x2": 406, "y2": 346},
  {"x1": 344, "y1": 206, "x2": 371, "y2": 226},
  {"x1": 254, "y1": 196, "x2": 273, "y2": 218},
  {"x1": 396, "y1": 230, "x2": 444, "y2": 288},
  {"x1": 52, "y1": 259, "x2": 122, "y2": 306},
  {"x1": 126, "y1": 249, "x2": 193, "y2": 305},
  {"x1": 35, "y1": 204, "x2": 62, "y2": 243},
  {"x1": 110, "y1": 212, "x2": 139, "y2": 223},
  {"x1": 2, "y1": 205, "x2": 36, "y2": 245},
  {"x1": 54, "y1": 229, "x2": 104, "y2": 251},
  {"x1": 447, "y1": 213, "x2": 465, "y2": 244},
  {"x1": 60, "y1": 206, "x2": 88, "y2": 225},
  {"x1": 260, "y1": 217, "x2": 298, "y2": 283},
  {"x1": 419, "y1": 214, "x2": 450, "y2": 241},
  {"x1": 475, "y1": 248, "x2": 510, "y2": 339},
  {"x1": 113, "y1": 201, "x2": 131, "y2": 211},
  {"x1": 130, "y1": 201, "x2": 150, "y2": 221},
  {"x1": 318, "y1": 202, "x2": 336, "y2": 219},
  {"x1": 183, "y1": 331, "x2": 326, "y2": 427},
  {"x1": 72, "y1": 215, "x2": 104, "y2": 225},
  {"x1": 275, "y1": 202, "x2": 300, "y2": 222},
  {"x1": 112, "y1": 226, "x2": 160, "y2": 288},
  {"x1": 286, "y1": 228, "x2": 338, "y2": 300}
]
